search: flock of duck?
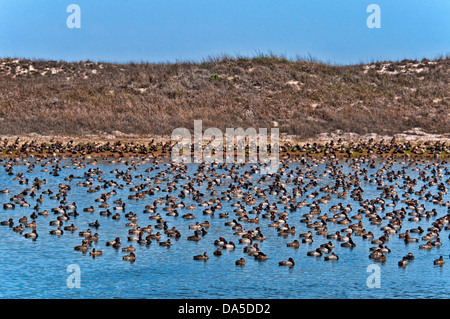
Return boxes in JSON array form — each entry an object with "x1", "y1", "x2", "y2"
[
  {"x1": 0, "y1": 137, "x2": 448, "y2": 159},
  {"x1": 0, "y1": 146, "x2": 449, "y2": 270}
]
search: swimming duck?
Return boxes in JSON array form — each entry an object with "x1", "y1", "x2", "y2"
[
  {"x1": 254, "y1": 251, "x2": 268, "y2": 261},
  {"x1": 194, "y1": 228, "x2": 208, "y2": 236},
  {"x1": 49, "y1": 227, "x2": 64, "y2": 236},
  {"x1": 122, "y1": 245, "x2": 136, "y2": 253},
  {"x1": 244, "y1": 243, "x2": 260, "y2": 255},
  {"x1": 235, "y1": 258, "x2": 245, "y2": 266},
  {"x1": 49, "y1": 217, "x2": 63, "y2": 227},
  {"x1": 19, "y1": 216, "x2": 28, "y2": 224},
  {"x1": 326, "y1": 231, "x2": 340, "y2": 240},
  {"x1": 398, "y1": 257, "x2": 408, "y2": 267},
  {"x1": 0, "y1": 218, "x2": 13, "y2": 227},
  {"x1": 419, "y1": 241, "x2": 433, "y2": 250},
  {"x1": 123, "y1": 252, "x2": 136, "y2": 261},
  {"x1": 13, "y1": 224, "x2": 24, "y2": 233},
  {"x1": 404, "y1": 234, "x2": 419, "y2": 243},
  {"x1": 193, "y1": 252, "x2": 209, "y2": 261},
  {"x1": 128, "y1": 228, "x2": 142, "y2": 236},
  {"x1": 431, "y1": 238, "x2": 442, "y2": 247},
  {"x1": 214, "y1": 237, "x2": 227, "y2": 246},
  {"x1": 199, "y1": 221, "x2": 211, "y2": 228},
  {"x1": 369, "y1": 249, "x2": 383, "y2": 259},
  {"x1": 3, "y1": 203, "x2": 15, "y2": 210},
  {"x1": 422, "y1": 229, "x2": 439, "y2": 240},
  {"x1": 279, "y1": 258, "x2": 295, "y2": 267},
  {"x1": 434, "y1": 256, "x2": 445, "y2": 266},
  {"x1": 85, "y1": 233, "x2": 99, "y2": 243},
  {"x1": 301, "y1": 233, "x2": 313, "y2": 244},
  {"x1": 24, "y1": 229, "x2": 38, "y2": 239},
  {"x1": 90, "y1": 248, "x2": 103, "y2": 257},
  {"x1": 159, "y1": 239, "x2": 172, "y2": 247},
  {"x1": 187, "y1": 234, "x2": 202, "y2": 241},
  {"x1": 373, "y1": 254, "x2": 387, "y2": 263},
  {"x1": 239, "y1": 234, "x2": 253, "y2": 245},
  {"x1": 307, "y1": 249, "x2": 322, "y2": 257},
  {"x1": 64, "y1": 224, "x2": 77, "y2": 231},
  {"x1": 74, "y1": 242, "x2": 89, "y2": 252},
  {"x1": 38, "y1": 210, "x2": 50, "y2": 216},
  {"x1": 410, "y1": 226, "x2": 424, "y2": 234},
  {"x1": 83, "y1": 206, "x2": 95, "y2": 213},
  {"x1": 252, "y1": 232, "x2": 266, "y2": 241},
  {"x1": 324, "y1": 252, "x2": 339, "y2": 261},
  {"x1": 88, "y1": 220, "x2": 100, "y2": 228},
  {"x1": 223, "y1": 241, "x2": 236, "y2": 250},
  {"x1": 149, "y1": 232, "x2": 161, "y2": 241},
  {"x1": 286, "y1": 240, "x2": 300, "y2": 248},
  {"x1": 167, "y1": 230, "x2": 181, "y2": 238},
  {"x1": 141, "y1": 225, "x2": 153, "y2": 233},
  {"x1": 362, "y1": 232, "x2": 374, "y2": 240},
  {"x1": 138, "y1": 235, "x2": 151, "y2": 245},
  {"x1": 114, "y1": 203, "x2": 126, "y2": 211},
  {"x1": 341, "y1": 237, "x2": 356, "y2": 248},
  {"x1": 404, "y1": 252, "x2": 415, "y2": 260},
  {"x1": 189, "y1": 222, "x2": 202, "y2": 230},
  {"x1": 106, "y1": 237, "x2": 121, "y2": 249}
]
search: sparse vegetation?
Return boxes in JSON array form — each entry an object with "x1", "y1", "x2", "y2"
[{"x1": 0, "y1": 55, "x2": 448, "y2": 138}]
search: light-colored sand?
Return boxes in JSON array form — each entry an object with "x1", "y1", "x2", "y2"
[{"x1": 2, "y1": 127, "x2": 448, "y2": 147}]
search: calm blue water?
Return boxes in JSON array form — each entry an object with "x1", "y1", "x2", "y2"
[{"x1": 0, "y1": 156, "x2": 449, "y2": 299}]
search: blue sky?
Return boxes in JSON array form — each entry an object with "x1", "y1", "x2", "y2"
[{"x1": 0, "y1": 0, "x2": 448, "y2": 65}]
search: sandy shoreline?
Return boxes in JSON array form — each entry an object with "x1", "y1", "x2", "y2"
[{"x1": 2, "y1": 127, "x2": 450, "y2": 144}]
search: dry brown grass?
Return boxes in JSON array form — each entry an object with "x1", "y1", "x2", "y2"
[{"x1": 0, "y1": 55, "x2": 448, "y2": 138}]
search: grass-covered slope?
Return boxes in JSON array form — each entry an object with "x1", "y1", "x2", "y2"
[{"x1": 0, "y1": 55, "x2": 448, "y2": 138}]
